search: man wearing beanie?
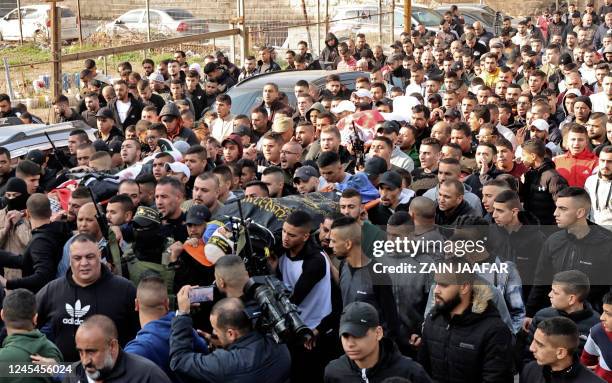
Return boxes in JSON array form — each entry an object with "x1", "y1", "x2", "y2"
[
  {"x1": 573, "y1": 95, "x2": 593, "y2": 126},
  {"x1": 0, "y1": 178, "x2": 31, "y2": 280}
]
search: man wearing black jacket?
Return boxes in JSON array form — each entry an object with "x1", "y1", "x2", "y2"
[
  {"x1": 324, "y1": 302, "x2": 431, "y2": 383},
  {"x1": 108, "y1": 80, "x2": 143, "y2": 131},
  {"x1": 418, "y1": 259, "x2": 514, "y2": 383},
  {"x1": 185, "y1": 70, "x2": 207, "y2": 120},
  {"x1": 521, "y1": 317, "x2": 604, "y2": 383},
  {"x1": 0, "y1": 194, "x2": 70, "y2": 293},
  {"x1": 68, "y1": 314, "x2": 170, "y2": 383},
  {"x1": 519, "y1": 139, "x2": 568, "y2": 227},
  {"x1": 36, "y1": 233, "x2": 138, "y2": 362},
  {"x1": 525, "y1": 187, "x2": 612, "y2": 323}
]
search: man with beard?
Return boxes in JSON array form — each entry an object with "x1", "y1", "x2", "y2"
[
  {"x1": 293, "y1": 165, "x2": 319, "y2": 194},
  {"x1": 584, "y1": 146, "x2": 612, "y2": 228},
  {"x1": 70, "y1": 314, "x2": 170, "y2": 382},
  {"x1": 553, "y1": 124, "x2": 598, "y2": 188},
  {"x1": 155, "y1": 177, "x2": 187, "y2": 243},
  {"x1": 53, "y1": 95, "x2": 83, "y2": 123},
  {"x1": 318, "y1": 211, "x2": 342, "y2": 256},
  {"x1": 417, "y1": 258, "x2": 514, "y2": 382},
  {"x1": 108, "y1": 80, "x2": 143, "y2": 131},
  {"x1": 520, "y1": 139, "x2": 569, "y2": 226},
  {"x1": 191, "y1": 172, "x2": 222, "y2": 216},
  {"x1": 81, "y1": 92, "x2": 101, "y2": 128},
  {"x1": 296, "y1": 122, "x2": 315, "y2": 161},
  {"x1": 366, "y1": 171, "x2": 413, "y2": 227},
  {"x1": 330, "y1": 216, "x2": 399, "y2": 341},
  {"x1": 464, "y1": 143, "x2": 504, "y2": 199},
  {"x1": 434, "y1": 179, "x2": 478, "y2": 227},
  {"x1": 587, "y1": 112, "x2": 610, "y2": 153}
]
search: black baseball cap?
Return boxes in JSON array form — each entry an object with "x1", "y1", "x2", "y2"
[
  {"x1": 95, "y1": 107, "x2": 114, "y2": 119},
  {"x1": 133, "y1": 206, "x2": 162, "y2": 227},
  {"x1": 186, "y1": 205, "x2": 211, "y2": 225},
  {"x1": 293, "y1": 165, "x2": 319, "y2": 182},
  {"x1": 377, "y1": 120, "x2": 401, "y2": 135},
  {"x1": 364, "y1": 156, "x2": 388, "y2": 177},
  {"x1": 25, "y1": 149, "x2": 44, "y2": 165},
  {"x1": 378, "y1": 171, "x2": 402, "y2": 190},
  {"x1": 339, "y1": 302, "x2": 380, "y2": 337}
]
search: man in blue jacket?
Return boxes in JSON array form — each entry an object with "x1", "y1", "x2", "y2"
[
  {"x1": 170, "y1": 287, "x2": 291, "y2": 383},
  {"x1": 125, "y1": 274, "x2": 208, "y2": 382}
]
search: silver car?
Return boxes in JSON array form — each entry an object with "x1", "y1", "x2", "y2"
[
  {"x1": 101, "y1": 8, "x2": 208, "y2": 37},
  {"x1": 329, "y1": 5, "x2": 442, "y2": 39}
]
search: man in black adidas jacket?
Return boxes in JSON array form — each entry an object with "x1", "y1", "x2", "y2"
[
  {"x1": 0, "y1": 193, "x2": 71, "y2": 293},
  {"x1": 36, "y1": 233, "x2": 139, "y2": 362}
]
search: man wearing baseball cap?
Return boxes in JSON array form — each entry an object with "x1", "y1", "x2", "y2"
[
  {"x1": 366, "y1": 171, "x2": 414, "y2": 227},
  {"x1": 293, "y1": 165, "x2": 319, "y2": 194},
  {"x1": 324, "y1": 301, "x2": 431, "y2": 382}
]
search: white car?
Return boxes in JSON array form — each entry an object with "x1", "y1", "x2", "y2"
[
  {"x1": 330, "y1": 5, "x2": 442, "y2": 39},
  {"x1": 0, "y1": 4, "x2": 78, "y2": 41},
  {"x1": 101, "y1": 8, "x2": 208, "y2": 37}
]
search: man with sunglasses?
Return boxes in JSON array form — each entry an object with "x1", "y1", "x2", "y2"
[{"x1": 159, "y1": 103, "x2": 199, "y2": 146}]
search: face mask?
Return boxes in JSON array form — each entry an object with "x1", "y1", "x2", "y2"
[{"x1": 5, "y1": 194, "x2": 28, "y2": 212}]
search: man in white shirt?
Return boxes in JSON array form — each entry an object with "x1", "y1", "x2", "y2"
[
  {"x1": 584, "y1": 146, "x2": 612, "y2": 230},
  {"x1": 210, "y1": 94, "x2": 235, "y2": 142},
  {"x1": 590, "y1": 74, "x2": 612, "y2": 113}
]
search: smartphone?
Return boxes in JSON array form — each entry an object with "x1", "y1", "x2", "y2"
[{"x1": 189, "y1": 286, "x2": 214, "y2": 303}]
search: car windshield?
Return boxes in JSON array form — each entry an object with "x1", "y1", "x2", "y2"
[
  {"x1": 165, "y1": 9, "x2": 194, "y2": 20},
  {"x1": 413, "y1": 8, "x2": 441, "y2": 27}
]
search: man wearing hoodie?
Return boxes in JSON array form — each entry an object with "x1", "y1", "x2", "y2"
[
  {"x1": 0, "y1": 194, "x2": 70, "y2": 293},
  {"x1": 0, "y1": 288, "x2": 63, "y2": 383},
  {"x1": 125, "y1": 275, "x2": 207, "y2": 382},
  {"x1": 418, "y1": 258, "x2": 514, "y2": 383},
  {"x1": 464, "y1": 143, "x2": 505, "y2": 200},
  {"x1": 36, "y1": 233, "x2": 139, "y2": 362},
  {"x1": 553, "y1": 123, "x2": 598, "y2": 188},
  {"x1": 320, "y1": 33, "x2": 340, "y2": 69},
  {"x1": 324, "y1": 302, "x2": 431, "y2": 383}
]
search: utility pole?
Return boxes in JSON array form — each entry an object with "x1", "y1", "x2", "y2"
[
  {"x1": 48, "y1": 0, "x2": 62, "y2": 106},
  {"x1": 403, "y1": 0, "x2": 411, "y2": 33}
]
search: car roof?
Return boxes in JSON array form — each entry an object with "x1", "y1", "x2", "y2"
[
  {"x1": 0, "y1": 120, "x2": 96, "y2": 159},
  {"x1": 232, "y1": 70, "x2": 368, "y2": 89}
]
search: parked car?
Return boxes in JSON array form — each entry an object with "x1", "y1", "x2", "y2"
[
  {"x1": 225, "y1": 70, "x2": 367, "y2": 116},
  {"x1": 101, "y1": 8, "x2": 208, "y2": 37},
  {"x1": 329, "y1": 5, "x2": 442, "y2": 39},
  {"x1": 435, "y1": 4, "x2": 509, "y2": 32},
  {"x1": 0, "y1": 120, "x2": 95, "y2": 159},
  {"x1": 0, "y1": 4, "x2": 78, "y2": 41}
]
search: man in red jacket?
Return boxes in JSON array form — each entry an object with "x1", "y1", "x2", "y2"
[{"x1": 553, "y1": 124, "x2": 598, "y2": 187}]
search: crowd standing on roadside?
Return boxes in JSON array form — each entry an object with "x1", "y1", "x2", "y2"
[{"x1": 0, "y1": 2, "x2": 612, "y2": 382}]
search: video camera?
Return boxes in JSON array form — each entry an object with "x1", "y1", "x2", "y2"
[{"x1": 243, "y1": 275, "x2": 313, "y2": 344}]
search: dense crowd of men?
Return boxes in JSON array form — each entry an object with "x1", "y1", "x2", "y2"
[{"x1": 0, "y1": 1, "x2": 612, "y2": 382}]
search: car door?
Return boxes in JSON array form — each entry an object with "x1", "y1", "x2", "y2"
[
  {"x1": 117, "y1": 10, "x2": 143, "y2": 33},
  {"x1": 1, "y1": 8, "x2": 22, "y2": 39}
]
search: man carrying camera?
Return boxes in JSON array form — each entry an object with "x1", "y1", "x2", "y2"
[{"x1": 169, "y1": 290, "x2": 291, "y2": 383}]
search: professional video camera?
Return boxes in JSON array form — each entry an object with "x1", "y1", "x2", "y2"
[{"x1": 243, "y1": 275, "x2": 313, "y2": 344}]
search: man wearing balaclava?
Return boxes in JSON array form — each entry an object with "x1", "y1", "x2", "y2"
[{"x1": 0, "y1": 178, "x2": 31, "y2": 279}]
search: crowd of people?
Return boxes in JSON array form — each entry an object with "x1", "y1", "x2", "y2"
[{"x1": 0, "y1": 1, "x2": 611, "y2": 382}]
